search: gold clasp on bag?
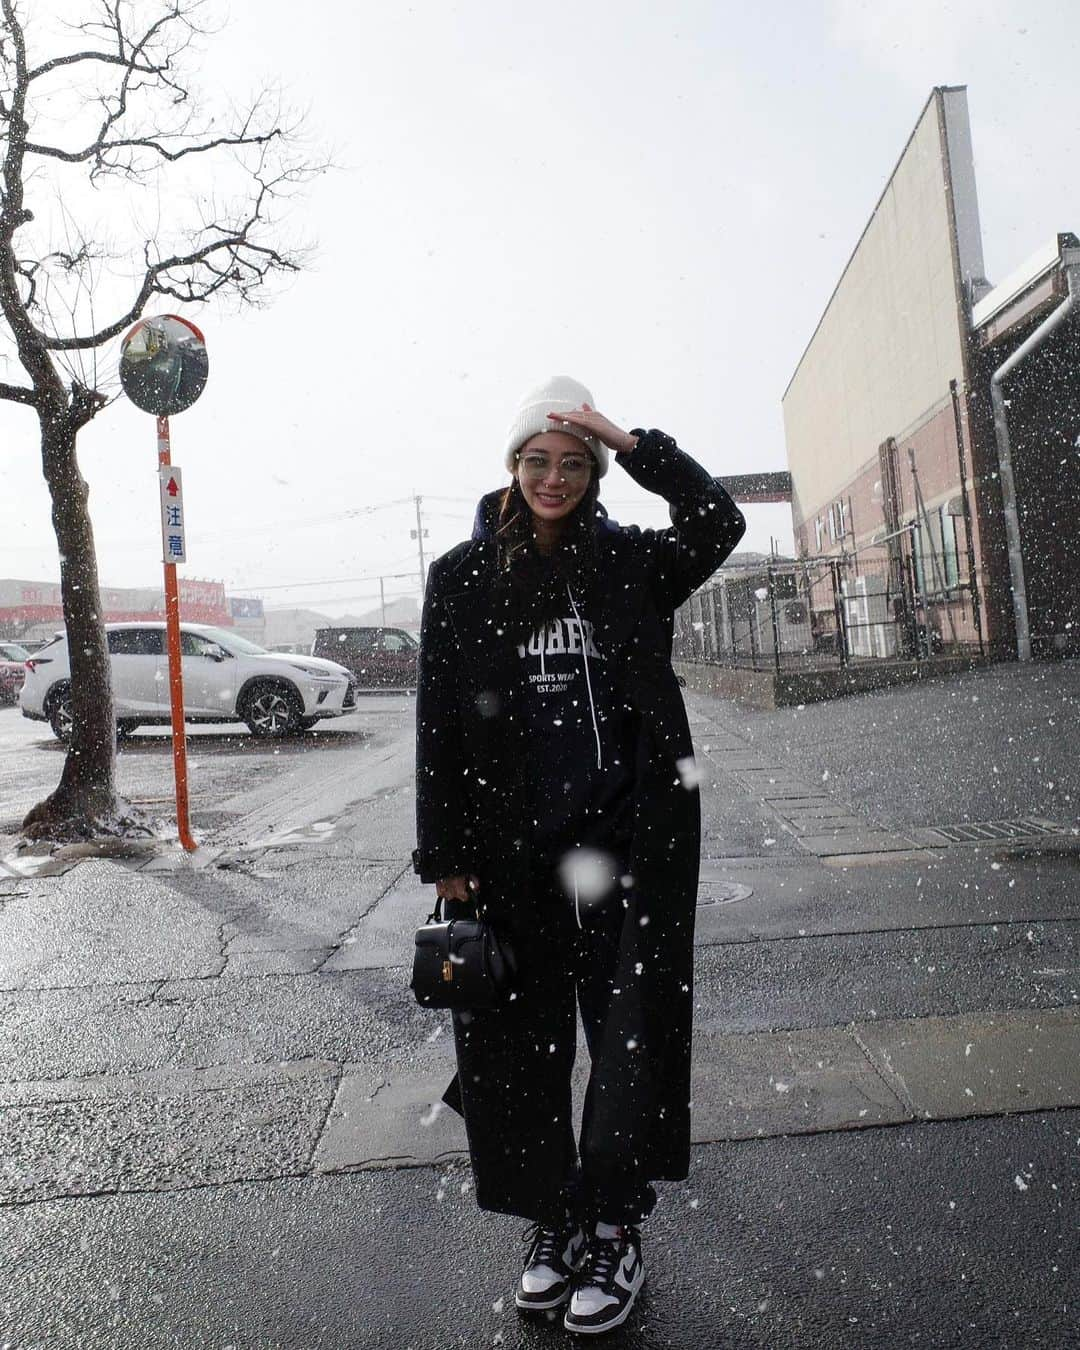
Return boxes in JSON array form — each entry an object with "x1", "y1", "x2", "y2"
[{"x1": 442, "y1": 959, "x2": 453, "y2": 982}]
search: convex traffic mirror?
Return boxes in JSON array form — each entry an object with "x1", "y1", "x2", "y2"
[{"x1": 120, "y1": 314, "x2": 209, "y2": 416}]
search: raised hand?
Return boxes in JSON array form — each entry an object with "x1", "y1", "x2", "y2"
[{"x1": 547, "y1": 403, "x2": 638, "y2": 455}]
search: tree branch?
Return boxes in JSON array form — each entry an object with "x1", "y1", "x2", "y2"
[
  {"x1": 3, "y1": 0, "x2": 320, "y2": 384},
  {"x1": 41, "y1": 226, "x2": 300, "y2": 350},
  {"x1": 25, "y1": 126, "x2": 282, "y2": 168},
  {"x1": 0, "y1": 379, "x2": 38, "y2": 405},
  {"x1": 0, "y1": 0, "x2": 66, "y2": 402},
  {"x1": 27, "y1": 49, "x2": 158, "y2": 81}
]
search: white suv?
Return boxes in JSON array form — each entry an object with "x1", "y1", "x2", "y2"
[{"x1": 19, "y1": 622, "x2": 356, "y2": 741}]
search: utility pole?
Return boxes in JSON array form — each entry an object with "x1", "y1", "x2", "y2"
[
  {"x1": 411, "y1": 494, "x2": 428, "y2": 594},
  {"x1": 379, "y1": 576, "x2": 386, "y2": 625}
]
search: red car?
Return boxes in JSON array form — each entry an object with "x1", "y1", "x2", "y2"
[
  {"x1": 311, "y1": 626, "x2": 418, "y2": 691},
  {"x1": 0, "y1": 641, "x2": 29, "y2": 705}
]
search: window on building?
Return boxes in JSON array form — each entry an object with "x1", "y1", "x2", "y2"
[
  {"x1": 940, "y1": 508, "x2": 960, "y2": 590},
  {"x1": 910, "y1": 522, "x2": 926, "y2": 596},
  {"x1": 814, "y1": 517, "x2": 825, "y2": 552},
  {"x1": 911, "y1": 509, "x2": 961, "y2": 598},
  {"x1": 826, "y1": 499, "x2": 849, "y2": 544}
]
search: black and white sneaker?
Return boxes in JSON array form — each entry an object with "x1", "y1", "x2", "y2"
[
  {"x1": 515, "y1": 1219, "x2": 587, "y2": 1312},
  {"x1": 564, "y1": 1224, "x2": 645, "y2": 1335}
]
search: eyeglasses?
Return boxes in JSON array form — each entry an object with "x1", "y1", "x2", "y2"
[{"x1": 517, "y1": 452, "x2": 593, "y2": 481}]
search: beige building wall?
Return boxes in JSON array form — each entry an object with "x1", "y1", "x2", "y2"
[{"x1": 783, "y1": 90, "x2": 968, "y2": 531}]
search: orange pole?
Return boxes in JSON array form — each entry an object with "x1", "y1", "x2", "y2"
[{"x1": 157, "y1": 415, "x2": 197, "y2": 852}]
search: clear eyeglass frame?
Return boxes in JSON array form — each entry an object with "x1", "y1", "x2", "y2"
[{"x1": 517, "y1": 452, "x2": 593, "y2": 481}]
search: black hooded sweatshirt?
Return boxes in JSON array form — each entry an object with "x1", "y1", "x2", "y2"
[
  {"x1": 469, "y1": 493, "x2": 639, "y2": 866},
  {"x1": 515, "y1": 592, "x2": 638, "y2": 863}
]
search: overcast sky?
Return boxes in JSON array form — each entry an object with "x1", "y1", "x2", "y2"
[{"x1": 3, "y1": 0, "x2": 1079, "y2": 617}]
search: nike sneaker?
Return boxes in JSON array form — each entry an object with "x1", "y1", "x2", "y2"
[
  {"x1": 516, "y1": 1218, "x2": 587, "y2": 1312},
  {"x1": 564, "y1": 1223, "x2": 645, "y2": 1335}
]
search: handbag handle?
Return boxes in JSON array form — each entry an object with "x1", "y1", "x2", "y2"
[{"x1": 428, "y1": 893, "x2": 480, "y2": 924}]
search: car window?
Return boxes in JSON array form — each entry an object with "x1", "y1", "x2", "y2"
[
  {"x1": 381, "y1": 631, "x2": 413, "y2": 652},
  {"x1": 317, "y1": 629, "x2": 376, "y2": 655},
  {"x1": 107, "y1": 629, "x2": 165, "y2": 656},
  {"x1": 181, "y1": 631, "x2": 226, "y2": 657},
  {"x1": 195, "y1": 626, "x2": 267, "y2": 655}
]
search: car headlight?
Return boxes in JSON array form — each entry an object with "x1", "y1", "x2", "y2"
[{"x1": 289, "y1": 664, "x2": 341, "y2": 680}]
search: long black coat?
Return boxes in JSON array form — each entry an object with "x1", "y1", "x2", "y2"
[{"x1": 413, "y1": 429, "x2": 745, "y2": 1190}]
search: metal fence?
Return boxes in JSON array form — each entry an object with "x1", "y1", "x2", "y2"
[{"x1": 674, "y1": 533, "x2": 985, "y2": 673}]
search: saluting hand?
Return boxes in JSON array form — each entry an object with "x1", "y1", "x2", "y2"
[{"x1": 547, "y1": 404, "x2": 638, "y2": 456}]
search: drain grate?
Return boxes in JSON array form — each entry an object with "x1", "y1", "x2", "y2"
[{"x1": 920, "y1": 817, "x2": 1070, "y2": 846}]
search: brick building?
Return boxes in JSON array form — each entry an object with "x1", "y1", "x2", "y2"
[{"x1": 783, "y1": 86, "x2": 1080, "y2": 660}]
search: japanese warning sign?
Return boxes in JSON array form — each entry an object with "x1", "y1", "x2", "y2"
[{"x1": 159, "y1": 464, "x2": 187, "y2": 564}]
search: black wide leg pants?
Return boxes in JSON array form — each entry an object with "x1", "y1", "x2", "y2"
[{"x1": 445, "y1": 864, "x2": 658, "y2": 1226}]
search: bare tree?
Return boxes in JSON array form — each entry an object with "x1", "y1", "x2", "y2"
[{"x1": 0, "y1": 0, "x2": 320, "y2": 840}]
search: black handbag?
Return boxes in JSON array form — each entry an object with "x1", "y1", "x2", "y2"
[{"x1": 410, "y1": 898, "x2": 518, "y2": 1010}]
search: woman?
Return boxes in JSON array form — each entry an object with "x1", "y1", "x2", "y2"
[{"x1": 413, "y1": 375, "x2": 745, "y2": 1335}]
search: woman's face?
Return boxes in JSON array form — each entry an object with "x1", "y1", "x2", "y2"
[{"x1": 514, "y1": 431, "x2": 595, "y2": 524}]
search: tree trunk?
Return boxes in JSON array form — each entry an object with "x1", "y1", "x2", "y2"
[{"x1": 21, "y1": 411, "x2": 132, "y2": 839}]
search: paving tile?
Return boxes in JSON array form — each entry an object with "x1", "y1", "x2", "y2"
[
  {"x1": 853, "y1": 1007, "x2": 1080, "y2": 1119},
  {"x1": 779, "y1": 802, "x2": 860, "y2": 817},
  {"x1": 690, "y1": 1025, "x2": 908, "y2": 1140},
  {"x1": 224, "y1": 949, "x2": 337, "y2": 977},
  {"x1": 797, "y1": 831, "x2": 918, "y2": 857},
  {"x1": 313, "y1": 1006, "x2": 1080, "y2": 1175},
  {"x1": 0, "y1": 1062, "x2": 339, "y2": 1204},
  {"x1": 737, "y1": 773, "x2": 822, "y2": 798},
  {"x1": 704, "y1": 754, "x2": 773, "y2": 770},
  {"x1": 0, "y1": 861, "x2": 225, "y2": 990},
  {"x1": 821, "y1": 850, "x2": 937, "y2": 868},
  {"x1": 313, "y1": 1025, "x2": 910, "y2": 1172},
  {"x1": 320, "y1": 870, "x2": 427, "y2": 972},
  {"x1": 313, "y1": 1059, "x2": 465, "y2": 1171},
  {"x1": 783, "y1": 816, "x2": 867, "y2": 834}
]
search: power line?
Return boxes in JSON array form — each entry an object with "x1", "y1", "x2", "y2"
[
  {"x1": 246, "y1": 567, "x2": 419, "y2": 592},
  {"x1": 265, "y1": 584, "x2": 420, "y2": 610},
  {"x1": 185, "y1": 496, "x2": 415, "y2": 542}
]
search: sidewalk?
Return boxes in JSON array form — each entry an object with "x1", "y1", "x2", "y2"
[{"x1": 1, "y1": 668, "x2": 1077, "y2": 1347}]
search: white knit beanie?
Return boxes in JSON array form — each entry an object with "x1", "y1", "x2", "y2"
[{"x1": 502, "y1": 375, "x2": 608, "y2": 477}]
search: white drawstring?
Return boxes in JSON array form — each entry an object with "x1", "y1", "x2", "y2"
[
  {"x1": 567, "y1": 585, "x2": 603, "y2": 771},
  {"x1": 573, "y1": 869, "x2": 582, "y2": 930}
]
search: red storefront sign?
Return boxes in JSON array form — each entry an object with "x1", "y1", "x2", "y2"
[{"x1": 0, "y1": 578, "x2": 233, "y2": 629}]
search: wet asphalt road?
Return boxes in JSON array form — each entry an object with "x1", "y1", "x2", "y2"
[
  {"x1": 4, "y1": 1111, "x2": 1075, "y2": 1349},
  {"x1": 1, "y1": 669, "x2": 1078, "y2": 1348},
  {"x1": 0, "y1": 701, "x2": 374, "y2": 837}
]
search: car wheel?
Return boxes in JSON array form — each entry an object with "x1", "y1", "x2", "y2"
[
  {"x1": 47, "y1": 685, "x2": 74, "y2": 742},
  {"x1": 242, "y1": 681, "x2": 304, "y2": 737},
  {"x1": 116, "y1": 719, "x2": 139, "y2": 740}
]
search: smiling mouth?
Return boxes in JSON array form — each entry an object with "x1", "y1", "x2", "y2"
[{"x1": 536, "y1": 492, "x2": 567, "y2": 505}]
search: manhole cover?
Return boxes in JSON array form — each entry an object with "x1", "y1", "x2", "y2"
[{"x1": 697, "y1": 882, "x2": 753, "y2": 907}]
